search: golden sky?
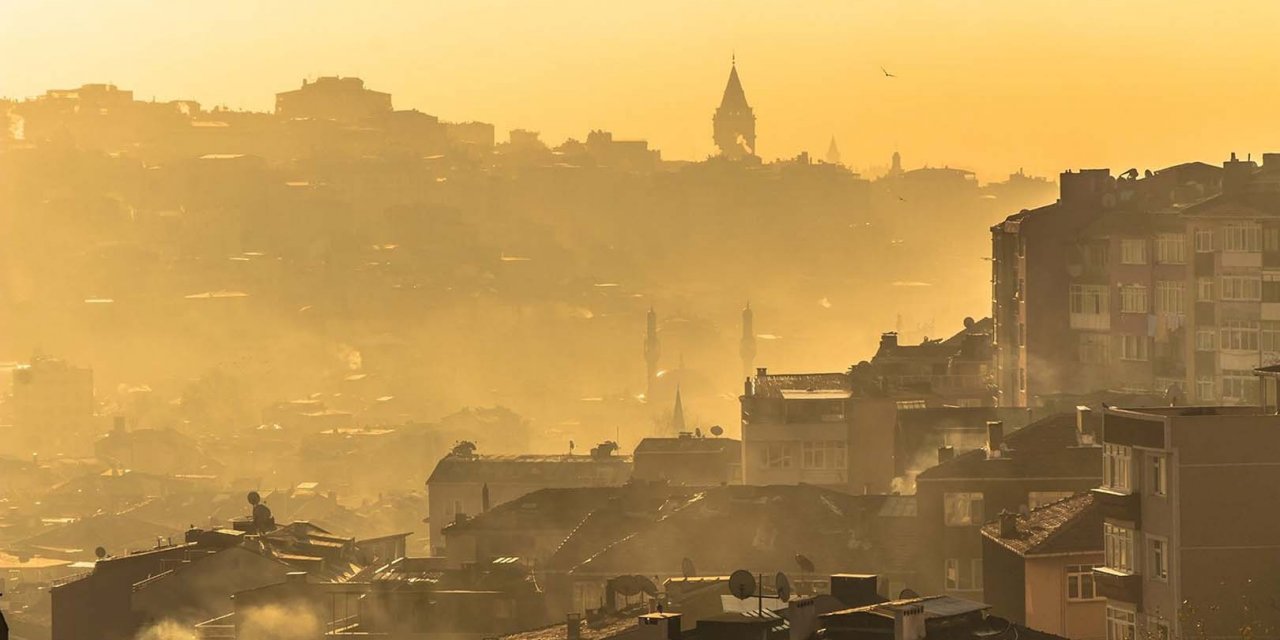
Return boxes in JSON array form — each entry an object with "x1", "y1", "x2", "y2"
[{"x1": 5, "y1": 0, "x2": 1280, "y2": 179}]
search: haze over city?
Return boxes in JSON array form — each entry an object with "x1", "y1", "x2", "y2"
[
  {"x1": 8, "y1": 0, "x2": 1280, "y2": 178},
  {"x1": 4, "y1": 3, "x2": 1280, "y2": 640}
]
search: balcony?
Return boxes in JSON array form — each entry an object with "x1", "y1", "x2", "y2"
[
  {"x1": 1094, "y1": 566, "x2": 1142, "y2": 604},
  {"x1": 1091, "y1": 487, "x2": 1141, "y2": 527}
]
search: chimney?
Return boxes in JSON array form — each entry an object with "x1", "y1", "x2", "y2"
[
  {"x1": 892, "y1": 603, "x2": 927, "y2": 640},
  {"x1": 756, "y1": 367, "x2": 768, "y2": 378},
  {"x1": 567, "y1": 613, "x2": 583, "y2": 640},
  {"x1": 1075, "y1": 405, "x2": 1099, "y2": 445},
  {"x1": 744, "y1": 377, "x2": 753, "y2": 397},
  {"x1": 831, "y1": 574, "x2": 880, "y2": 608},
  {"x1": 788, "y1": 597, "x2": 819, "y2": 640},
  {"x1": 1223, "y1": 152, "x2": 1258, "y2": 195},
  {"x1": 998, "y1": 510, "x2": 1018, "y2": 539},
  {"x1": 937, "y1": 446, "x2": 955, "y2": 464},
  {"x1": 986, "y1": 421, "x2": 1004, "y2": 457},
  {"x1": 880, "y1": 332, "x2": 899, "y2": 351},
  {"x1": 638, "y1": 613, "x2": 681, "y2": 640}
]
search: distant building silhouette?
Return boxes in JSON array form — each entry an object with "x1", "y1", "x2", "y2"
[
  {"x1": 712, "y1": 58, "x2": 756, "y2": 159},
  {"x1": 671, "y1": 386, "x2": 686, "y2": 433},
  {"x1": 888, "y1": 150, "x2": 904, "y2": 177},
  {"x1": 275, "y1": 76, "x2": 392, "y2": 122}
]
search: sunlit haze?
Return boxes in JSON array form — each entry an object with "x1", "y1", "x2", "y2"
[{"x1": 6, "y1": 0, "x2": 1280, "y2": 179}]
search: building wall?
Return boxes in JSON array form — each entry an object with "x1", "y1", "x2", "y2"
[
  {"x1": 980, "y1": 537, "x2": 1025, "y2": 623},
  {"x1": 1026, "y1": 553, "x2": 1105, "y2": 640}
]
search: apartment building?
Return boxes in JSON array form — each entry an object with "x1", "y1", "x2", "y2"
[{"x1": 1092, "y1": 392, "x2": 1280, "y2": 640}]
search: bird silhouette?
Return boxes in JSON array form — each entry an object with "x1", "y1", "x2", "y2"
[{"x1": 881, "y1": 67, "x2": 897, "y2": 78}]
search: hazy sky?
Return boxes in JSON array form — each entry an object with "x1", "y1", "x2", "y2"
[{"x1": 5, "y1": 0, "x2": 1280, "y2": 179}]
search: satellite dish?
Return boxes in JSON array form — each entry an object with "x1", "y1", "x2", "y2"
[
  {"x1": 614, "y1": 575, "x2": 641, "y2": 597},
  {"x1": 775, "y1": 572, "x2": 791, "y2": 602},
  {"x1": 247, "y1": 490, "x2": 261, "y2": 506},
  {"x1": 710, "y1": 426, "x2": 724, "y2": 437},
  {"x1": 94, "y1": 546, "x2": 107, "y2": 559},
  {"x1": 681, "y1": 557, "x2": 696, "y2": 578},
  {"x1": 899, "y1": 588, "x2": 920, "y2": 599},
  {"x1": 794, "y1": 553, "x2": 815, "y2": 574},
  {"x1": 729, "y1": 569, "x2": 756, "y2": 600}
]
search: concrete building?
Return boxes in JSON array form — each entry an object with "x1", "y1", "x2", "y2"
[
  {"x1": 981, "y1": 493, "x2": 1105, "y2": 640},
  {"x1": 991, "y1": 163, "x2": 1224, "y2": 407},
  {"x1": 632, "y1": 433, "x2": 741, "y2": 486},
  {"x1": 1092, "y1": 390, "x2": 1280, "y2": 640},
  {"x1": 914, "y1": 411, "x2": 1102, "y2": 598}
]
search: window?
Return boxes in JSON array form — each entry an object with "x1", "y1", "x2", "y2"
[
  {"x1": 1197, "y1": 376, "x2": 1215, "y2": 401},
  {"x1": 1105, "y1": 444, "x2": 1132, "y2": 492},
  {"x1": 1120, "y1": 239, "x2": 1148, "y2": 264},
  {"x1": 1120, "y1": 285, "x2": 1148, "y2": 313},
  {"x1": 1267, "y1": 228, "x2": 1280, "y2": 253},
  {"x1": 1221, "y1": 275, "x2": 1262, "y2": 301},
  {"x1": 1079, "y1": 333, "x2": 1110, "y2": 364},
  {"x1": 1220, "y1": 320, "x2": 1259, "y2": 351},
  {"x1": 1029, "y1": 491, "x2": 1074, "y2": 509},
  {"x1": 1198, "y1": 277, "x2": 1214, "y2": 301},
  {"x1": 762, "y1": 444, "x2": 793, "y2": 468},
  {"x1": 896, "y1": 399, "x2": 928, "y2": 410},
  {"x1": 1080, "y1": 242, "x2": 1109, "y2": 270},
  {"x1": 1104, "y1": 523, "x2": 1135, "y2": 573},
  {"x1": 944, "y1": 492, "x2": 984, "y2": 527},
  {"x1": 1222, "y1": 370, "x2": 1260, "y2": 402},
  {"x1": 1150, "y1": 454, "x2": 1167, "y2": 496},
  {"x1": 1066, "y1": 564, "x2": 1099, "y2": 601},
  {"x1": 1195, "y1": 329, "x2": 1215, "y2": 351},
  {"x1": 1195, "y1": 229, "x2": 1214, "y2": 253},
  {"x1": 801, "y1": 441, "x2": 847, "y2": 469},
  {"x1": 1265, "y1": 273, "x2": 1280, "y2": 303},
  {"x1": 944, "y1": 558, "x2": 983, "y2": 590},
  {"x1": 1107, "y1": 606, "x2": 1137, "y2": 640},
  {"x1": 1154, "y1": 281, "x2": 1185, "y2": 314},
  {"x1": 1148, "y1": 536, "x2": 1169, "y2": 581},
  {"x1": 1118, "y1": 335, "x2": 1148, "y2": 361},
  {"x1": 1155, "y1": 234, "x2": 1187, "y2": 264},
  {"x1": 1264, "y1": 321, "x2": 1280, "y2": 353},
  {"x1": 1070, "y1": 285, "x2": 1109, "y2": 316},
  {"x1": 1224, "y1": 223, "x2": 1262, "y2": 252}
]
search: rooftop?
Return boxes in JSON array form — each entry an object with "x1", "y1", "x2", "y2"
[{"x1": 980, "y1": 493, "x2": 1100, "y2": 557}]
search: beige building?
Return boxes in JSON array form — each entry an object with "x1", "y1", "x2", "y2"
[{"x1": 982, "y1": 493, "x2": 1105, "y2": 640}]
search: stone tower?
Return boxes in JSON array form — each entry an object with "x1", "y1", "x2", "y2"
[{"x1": 713, "y1": 58, "x2": 756, "y2": 159}]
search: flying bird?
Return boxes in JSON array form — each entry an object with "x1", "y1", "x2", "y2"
[{"x1": 881, "y1": 67, "x2": 896, "y2": 78}]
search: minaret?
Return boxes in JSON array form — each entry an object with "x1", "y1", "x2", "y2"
[
  {"x1": 671, "y1": 386, "x2": 686, "y2": 433},
  {"x1": 826, "y1": 137, "x2": 842, "y2": 165},
  {"x1": 740, "y1": 303, "x2": 757, "y2": 378},
  {"x1": 644, "y1": 307, "x2": 661, "y2": 399},
  {"x1": 712, "y1": 56, "x2": 757, "y2": 160}
]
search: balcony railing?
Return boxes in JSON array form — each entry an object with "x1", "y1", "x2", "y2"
[
  {"x1": 1093, "y1": 566, "x2": 1142, "y2": 604},
  {"x1": 1091, "y1": 487, "x2": 1141, "y2": 527}
]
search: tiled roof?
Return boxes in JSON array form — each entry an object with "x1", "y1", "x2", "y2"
[
  {"x1": 915, "y1": 413, "x2": 1099, "y2": 481},
  {"x1": 426, "y1": 454, "x2": 632, "y2": 485},
  {"x1": 752, "y1": 373, "x2": 850, "y2": 398},
  {"x1": 444, "y1": 487, "x2": 620, "y2": 535},
  {"x1": 980, "y1": 493, "x2": 1100, "y2": 557}
]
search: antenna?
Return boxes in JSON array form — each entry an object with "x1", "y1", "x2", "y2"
[{"x1": 729, "y1": 569, "x2": 756, "y2": 600}]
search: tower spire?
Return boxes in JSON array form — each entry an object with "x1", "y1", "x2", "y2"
[
  {"x1": 740, "y1": 302, "x2": 757, "y2": 378},
  {"x1": 671, "y1": 385, "x2": 686, "y2": 434},
  {"x1": 713, "y1": 58, "x2": 756, "y2": 160}
]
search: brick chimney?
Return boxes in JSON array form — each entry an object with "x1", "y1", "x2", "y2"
[
  {"x1": 879, "y1": 332, "x2": 899, "y2": 352},
  {"x1": 986, "y1": 421, "x2": 1004, "y2": 458},
  {"x1": 567, "y1": 613, "x2": 583, "y2": 640},
  {"x1": 937, "y1": 446, "x2": 955, "y2": 464},
  {"x1": 998, "y1": 510, "x2": 1018, "y2": 539}
]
